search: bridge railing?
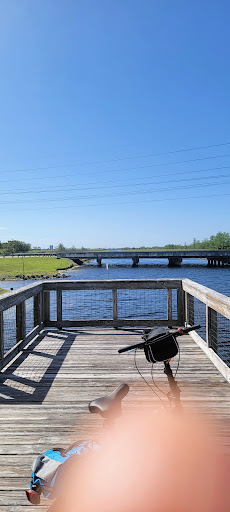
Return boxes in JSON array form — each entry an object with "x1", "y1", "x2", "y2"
[
  {"x1": 0, "y1": 279, "x2": 183, "y2": 369},
  {"x1": 0, "y1": 282, "x2": 44, "y2": 370},
  {"x1": 0, "y1": 278, "x2": 230, "y2": 383},
  {"x1": 182, "y1": 278, "x2": 230, "y2": 382}
]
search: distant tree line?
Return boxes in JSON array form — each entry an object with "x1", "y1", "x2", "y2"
[
  {"x1": 1, "y1": 232, "x2": 230, "y2": 254},
  {"x1": 122, "y1": 232, "x2": 230, "y2": 251},
  {"x1": 0, "y1": 240, "x2": 31, "y2": 254}
]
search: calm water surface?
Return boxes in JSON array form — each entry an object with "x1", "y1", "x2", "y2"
[
  {"x1": 0, "y1": 258, "x2": 230, "y2": 295},
  {"x1": 1, "y1": 259, "x2": 230, "y2": 360}
]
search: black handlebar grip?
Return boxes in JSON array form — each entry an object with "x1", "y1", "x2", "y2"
[
  {"x1": 180, "y1": 324, "x2": 201, "y2": 334},
  {"x1": 118, "y1": 341, "x2": 144, "y2": 354}
]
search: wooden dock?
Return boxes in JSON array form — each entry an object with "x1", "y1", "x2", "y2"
[{"x1": 1, "y1": 327, "x2": 230, "y2": 511}]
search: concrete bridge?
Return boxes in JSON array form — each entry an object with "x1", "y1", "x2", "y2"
[{"x1": 3, "y1": 250, "x2": 230, "y2": 266}]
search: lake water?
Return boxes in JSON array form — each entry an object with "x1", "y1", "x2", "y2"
[
  {"x1": 1, "y1": 258, "x2": 229, "y2": 296},
  {"x1": 1, "y1": 258, "x2": 230, "y2": 363}
]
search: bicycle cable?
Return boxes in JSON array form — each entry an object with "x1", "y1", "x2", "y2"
[
  {"x1": 174, "y1": 340, "x2": 181, "y2": 378},
  {"x1": 134, "y1": 349, "x2": 166, "y2": 408}
]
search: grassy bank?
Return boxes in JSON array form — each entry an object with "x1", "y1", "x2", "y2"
[
  {"x1": 0, "y1": 288, "x2": 7, "y2": 294},
  {"x1": 0, "y1": 256, "x2": 75, "y2": 280}
]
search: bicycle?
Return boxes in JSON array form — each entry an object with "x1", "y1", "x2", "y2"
[{"x1": 25, "y1": 323, "x2": 200, "y2": 508}]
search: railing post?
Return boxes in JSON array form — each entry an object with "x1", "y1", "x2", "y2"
[
  {"x1": 34, "y1": 292, "x2": 42, "y2": 327},
  {"x1": 113, "y1": 289, "x2": 118, "y2": 326},
  {"x1": 185, "y1": 292, "x2": 194, "y2": 326},
  {"x1": 206, "y1": 306, "x2": 218, "y2": 350},
  {"x1": 43, "y1": 291, "x2": 50, "y2": 326},
  {"x1": 57, "y1": 289, "x2": 62, "y2": 329},
  {"x1": 177, "y1": 287, "x2": 185, "y2": 325},
  {"x1": 167, "y1": 289, "x2": 172, "y2": 325},
  {"x1": 0, "y1": 311, "x2": 4, "y2": 360},
  {"x1": 16, "y1": 301, "x2": 26, "y2": 342}
]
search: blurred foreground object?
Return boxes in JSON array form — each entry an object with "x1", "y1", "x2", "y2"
[{"x1": 57, "y1": 411, "x2": 230, "y2": 512}]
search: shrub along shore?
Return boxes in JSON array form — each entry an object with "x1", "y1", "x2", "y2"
[{"x1": 0, "y1": 256, "x2": 76, "y2": 280}]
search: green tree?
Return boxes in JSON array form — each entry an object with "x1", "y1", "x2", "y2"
[
  {"x1": 2, "y1": 240, "x2": 31, "y2": 254},
  {"x1": 56, "y1": 243, "x2": 66, "y2": 253}
]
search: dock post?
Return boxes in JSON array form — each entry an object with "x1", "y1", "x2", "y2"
[
  {"x1": 112, "y1": 289, "x2": 118, "y2": 329},
  {"x1": 167, "y1": 289, "x2": 172, "y2": 327},
  {"x1": 206, "y1": 306, "x2": 217, "y2": 349},
  {"x1": 177, "y1": 287, "x2": 185, "y2": 325},
  {"x1": 43, "y1": 291, "x2": 50, "y2": 326},
  {"x1": 34, "y1": 292, "x2": 42, "y2": 327},
  {"x1": 16, "y1": 302, "x2": 26, "y2": 343},
  {"x1": 57, "y1": 289, "x2": 62, "y2": 329}
]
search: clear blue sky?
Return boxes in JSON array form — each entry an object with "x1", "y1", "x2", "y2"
[{"x1": 0, "y1": 0, "x2": 230, "y2": 248}]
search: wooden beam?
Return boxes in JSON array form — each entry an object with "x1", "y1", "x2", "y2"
[
  {"x1": 112, "y1": 289, "x2": 118, "y2": 322},
  {"x1": 57, "y1": 289, "x2": 62, "y2": 329},
  {"x1": 0, "y1": 282, "x2": 43, "y2": 313},
  {"x1": 177, "y1": 287, "x2": 185, "y2": 325},
  {"x1": 189, "y1": 330, "x2": 230, "y2": 384},
  {"x1": 182, "y1": 279, "x2": 230, "y2": 320},
  {"x1": 167, "y1": 289, "x2": 172, "y2": 323},
  {"x1": 206, "y1": 306, "x2": 218, "y2": 349},
  {"x1": 46, "y1": 318, "x2": 178, "y2": 328},
  {"x1": 43, "y1": 279, "x2": 183, "y2": 291},
  {"x1": 33, "y1": 292, "x2": 42, "y2": 327},
  {"x1": 43, "y1": 291, "x2": 50, "y2": 326},
  {"x1": 16, "y1": 302, "x2": 26, "y2": 343}
]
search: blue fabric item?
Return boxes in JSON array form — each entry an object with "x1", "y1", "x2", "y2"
[{"x1": 30, "y1": 440, "x2": 101, "y2": 500}]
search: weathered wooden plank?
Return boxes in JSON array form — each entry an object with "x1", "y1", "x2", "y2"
[
  {"x1": 56, "y1": 289, "x2": 62, "y2": 329},
  {"x1": 16, "y1": 302, "x2": 26, "y2": 343},
  {"x1": 0, "y1": 327, "x2": 230, "y2": 511},
  {"x1": 167, "y1": 289, "x2": 172, "y2": 323},
  {"x1": 43, "y1": 291, "x2": 50, "y2": 325},
  {"x1": 206, "y1": 306, "x2": 218, "y2": 350},
  {"x1": 46, "y1": 319, "x2": 178, "y2": 328},
  {"x1": 189, "y1": 330, "x2": 230, "y2": 384},
  {"x1": 43, "y1": 279, "x2": 183, "y2": 291},
  {"x1": 177, "y1": 287, "x2": 185, "y2": 325},
  {"x1": 182, "y1": 278, "x2": 230, "y2": 320},
  {"x1": 112, "y1": 289, "x2": 118, "y2": 321},
  {"x1": 33, "y1": 293, "x2": 42, "y2": 328},
  {"x1": 0, "y1": 283, "x2": 43, "y2": 313}
]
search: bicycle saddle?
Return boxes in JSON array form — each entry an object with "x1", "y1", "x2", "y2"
[{"x1": 88, "y1": 383, "x2": 129, "y2": 418}]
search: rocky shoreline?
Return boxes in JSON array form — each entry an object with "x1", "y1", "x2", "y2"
[{"x1": 0, "y1": 264, "x2": 80, "y2": 281}]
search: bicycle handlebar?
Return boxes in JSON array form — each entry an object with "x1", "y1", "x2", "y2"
[{"x1": 118, "y1": 324, "x2": 201, "y2": 354}]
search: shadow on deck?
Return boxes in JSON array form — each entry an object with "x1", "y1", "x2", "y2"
[{"x1": 0, "y1": 330, "x2": 77, "y2": 403}]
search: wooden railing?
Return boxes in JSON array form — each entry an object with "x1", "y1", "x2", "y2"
[
  {"x1": 0, "y1": 279, "x2": 183, "y2": 369},
  {"x1": 0, "y1": 278, "x2": 230, "y2": 383},
  {"x1": 182, "y1": 278, "x2": 230, "y2": 383}
]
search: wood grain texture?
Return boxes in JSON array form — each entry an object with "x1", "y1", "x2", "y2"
[
  {"x1": 182, "y1": 278, "x2": 230, "y2": 320},
  {"x1": 0, "y1": 328, "x2": 230, "y2": 510}
]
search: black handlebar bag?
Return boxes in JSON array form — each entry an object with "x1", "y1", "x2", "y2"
[{"x1": 143, "y1": 328, "x2": 178, "y2": 363}]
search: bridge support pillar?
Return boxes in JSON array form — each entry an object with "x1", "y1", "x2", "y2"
[
  {"x1": 97, "y1": 258, "x2": 102, "y2": 266},
  {"x1": 168, "y1": 257, "x2": 182, "y2": 267},
  {"x1": 132, "y1": 257, "x2": 139, "y2": 267},
  {"x1": 208, "y1": 259, "x2": 211, "y2": 266}
]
